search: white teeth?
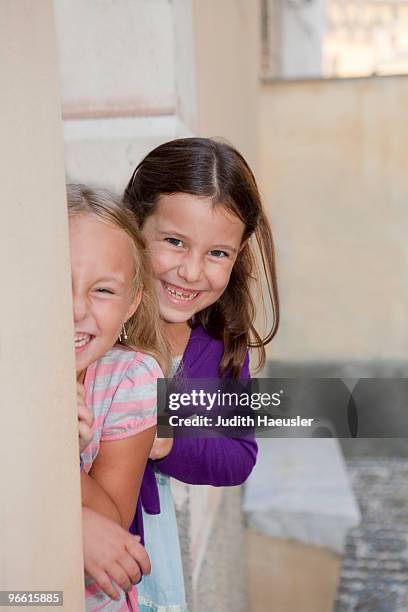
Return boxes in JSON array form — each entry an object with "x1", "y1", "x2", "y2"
[
  {"x1": 164, "y1": 283, "x2": 199, "y2": 302},
  {"x1": 75, "y1": 334, "x2": 91, "y2": 348}
]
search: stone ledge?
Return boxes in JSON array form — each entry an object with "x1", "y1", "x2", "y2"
[
  {"x1": 244, "y1": 439, "x2": 361, "y2": 554},
  {"x1": 63, "y1": 114, "x2": 192, "y2": 191}
]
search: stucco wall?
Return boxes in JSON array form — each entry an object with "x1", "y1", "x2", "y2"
[
  {"x1": 58, "y1": 0, "x2": 261, "y2": 191},
  {"x1": 55, "y1": 0, "x2": 175, "y2": 119},
  {"x1": 260, "y1": 75, "x2": 408, "y2": 362},
  {"x1": 192, "y1": 0, "x2": 260, "y2": 169},
  {"x1": 1, "y1": 1, "x2": 84, "y2": 608},
  {"x1": 55, "y1": 0, "x2": 185, "y2": 192}
]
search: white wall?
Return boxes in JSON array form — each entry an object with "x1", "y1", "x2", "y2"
[
  {"x1": 281, "y1": 0, "x2": 327, "y2": 79},
  {"x1": 55, "y1": 0, "x2": 175, "y2": 119},
  {"x1": 54, "y1": 0, "x2": 185, "y2": 192},
  {"x1": 57, "y1": 0, "x2": 261, "y2": 191},
  {"x1": 263, "y1": 0, "x2": 327, "y2": 80}
]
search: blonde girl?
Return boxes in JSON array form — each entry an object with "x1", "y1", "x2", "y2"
[{"x1": 67, "y1": 184, "x2": 168, "y2": 611}]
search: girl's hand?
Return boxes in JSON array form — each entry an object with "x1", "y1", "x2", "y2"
[
  {"x1": 82, "y1": 507, "x2": 150, "y2": 600},
  {"x1": 149, "y1": 437, "x2": 174, "y2": 460},
  {"x1": 77, "y1": 382, "x2": 94, "y2": 453}
]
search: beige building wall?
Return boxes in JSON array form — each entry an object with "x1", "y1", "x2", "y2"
[
  {"x1": 192, "y1": 0, "x2": 261, "y2": 170},
  {"x1": 0, "y1": 2, "x2": 84, "y2": 609},
  {"x1": 260, "y1": 76, "x2": 408, "y2": 362}
]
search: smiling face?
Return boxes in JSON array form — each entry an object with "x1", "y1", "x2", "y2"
[
  {"x1": 69, "y1": 213, "x2": 141, "y2": 379},
  {"x1": 141, "y1": 193, "x2": 245, "y2": 328}
]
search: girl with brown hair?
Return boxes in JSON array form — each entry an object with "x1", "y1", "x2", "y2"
[{"x1": 122, "y1": 137, "x2": 279, "y2": 612}]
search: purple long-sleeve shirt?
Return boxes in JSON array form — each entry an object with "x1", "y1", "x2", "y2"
[{"x1": 131, "y1": 324, "x2": 257, "y2": 539}]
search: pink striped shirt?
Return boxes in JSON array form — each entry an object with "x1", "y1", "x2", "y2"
[{"x1": 81, "y1": 346, "x2": 161, "y2": 612}]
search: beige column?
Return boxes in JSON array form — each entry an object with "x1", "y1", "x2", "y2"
[{"x1": 0, "y1": 1, "x2": 84, "y2": 610}]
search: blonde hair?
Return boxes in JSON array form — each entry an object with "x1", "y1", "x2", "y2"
[{"x1": 67, "y1": 183, "x2": 170, "y2": 375}]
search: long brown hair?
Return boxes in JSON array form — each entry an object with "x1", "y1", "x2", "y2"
[
  {"x1": 123, "y1": 138, "x2": 279, "y2": 377},
  {"x1": 67, "y1": 183, "x2": 170, "y2": 375}
]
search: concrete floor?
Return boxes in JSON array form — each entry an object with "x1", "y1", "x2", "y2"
[
  {"x1": 340, "y1": 438, "x2": 408, "y2": 460},
  {"x1": 334, "y1": 456, "x2": 408, "y2": 611},
  {"x1": 194, "y1": 486, "x2": 248, "y2": 612}
]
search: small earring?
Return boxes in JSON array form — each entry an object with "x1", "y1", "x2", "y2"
[{"x1": 119, "y1": 324, "x2": 128, "y2": 343}]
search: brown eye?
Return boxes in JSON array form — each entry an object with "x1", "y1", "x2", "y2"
[{"x1": 165, "y1": 237, "x2": 184, "y2": 247}]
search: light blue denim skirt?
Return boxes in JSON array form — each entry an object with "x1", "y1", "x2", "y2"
[{"x1": 138, "y1": 471, "x2": 188, "y2": 612}]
